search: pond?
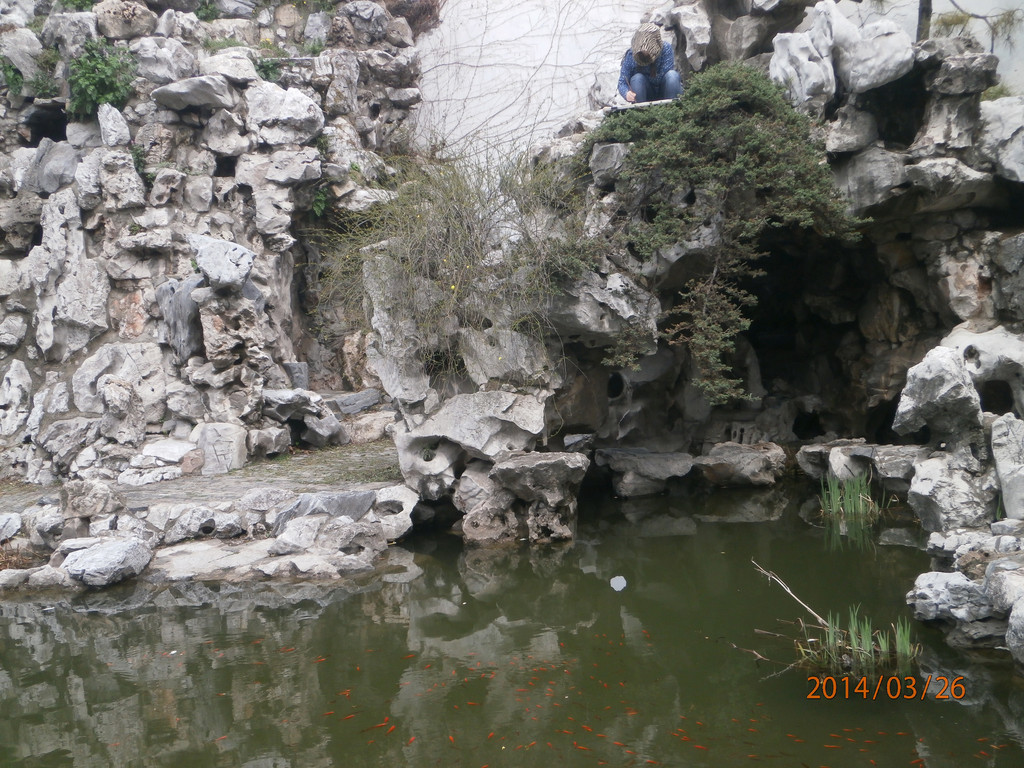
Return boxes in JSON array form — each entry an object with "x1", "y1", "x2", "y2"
[{"x1": 1, "y1": 487, "x2": 1021, "y2": 767}]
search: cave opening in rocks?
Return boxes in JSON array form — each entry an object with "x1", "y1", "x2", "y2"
[
  {"x1": 980, "y1": 379, "x2": 1015, "y2": 415},
  {"x1": 607, "y1": 371, "x2": 625, "y2": 400},
  {"x1": 857, "y1": 69, "x2": 928, "y2": 150},
  {"x1": 214, "y1": 155, "x2": 238, "y2": 177},
  {"x1": 21, "y1": 103, "x2": 67, "y2": 146}
]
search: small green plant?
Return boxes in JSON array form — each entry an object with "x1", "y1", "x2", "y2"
[
  {"x1": 1, "y1": 57, "x2": 23, "y2": 96},
  {"x1": 202, "y1": 37, "x2": 246, "y2": 52},
  {"x1": 195, "y1": 0, "x2": 220, "y2": 21},
  {"x1": 982, "y1": 83, "x2": 1013, "y2": 101},
  {"x1": 302, "y1": 40, "x2": 326, "y2": 56},
  {"x1": 67, "y1": 39, "x2": 136, "y2": 118},
  {"x1": 129, "y1": 143, "x2": 156, "y2": 189},
  {"x1": 310, "y1": 185, "x2": 331, "y2": 218},
  {"x1": 27, "y1": 50, "x2": 61, "y2": 99},
  {"x1": 254, "y1": 57, "x2": 281, "y2": 82},
  {"x1": 62, "y1": 0, "x2": 95, "y2": 9},
  {"x1": 819, "y1": 473, "x2": 883, "y2": 551},
  {"x1": 128, "y1": 222, "x2": 143, "y2": 235}
]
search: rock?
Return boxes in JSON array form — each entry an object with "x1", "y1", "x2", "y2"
[
  {"x1": 37, "y1": 417, "x2": 99, "y2": 472},
  {"x1": 835, "y1": 20, "x2": 913, "y2": 94},
  {"x1": 261, "y1": 388, "x2": 324, "y2": 422},
  {"x1": 324, "y1": 50, "x2": 360, "y2": 116},
  {"x1": 94, "y1": 0, "x2": 157, "y2": 38},
  {"x1": 71, "y1": 342, "x2": 167, "y2": 423},
  {"x1": 387, "y1": 86, "x2": 420, "y2": 107},
  {"x1": 272, "y1": 491, "x2": 377, "y2": 536},
  {"x1": 199, "y1": 52, "x2": 259, "y2": 84},
  {"x1": 825, "y1": 103, "x2": 878, "y2": 153},
  {"x1": 164, "y1": 507, "x2": 244, "y2": 545},
  {"x1": 906, "y1": 571, "x2": 995, "y2": 622},
  {"x1": 978, "y1": 97, "x2": 1024, "y2": 182},
  {"x1": 28, "y1": 565, "x2": 80, "y2": 589},
  {"x1": 984, "y1": 560, "x2": 1024, "y2": 612},
  {"x1": 905, "y1": 159, "x2": 997, "y2": 214},
  {"x1": 61, "y1": 478, "x2": 125, "y2": 521},
  {"x1": 0, "y1": 569, "x2": 30, "y2": 589},
  {"x1": 95, "y1": 103, "x2": 131, "y2": 147},
  {"x1": 908, "y1": 454, "x2": 998, "y2": 533},
  {"x1": 301, "y1": 412, "x2": 349, "y2": 448},
  {"x1": 588, "y1": 142, "x2": 629, "y2": 189},
  {"x1": 344, "y1": 1, "x2": 390, "y2": 42},
  {"x1": 489, "y1": 452, "x2": 589, "y2": 543},
  {"x1": 41, "y1": 12, "x2": 100, "y2": 59},
  {"x1": 200, "y1": 108, "x2": 254, "y2": 156},
  {"x1": 304, "y1": 11, "x2": 331, "y2": 42},
  {"x1": 453, "y1": 461, "x2": 518, "y2": 545},
  {"x1": 244, "y1": 81, "x2": 325, "y2": 146},
  {"x1": 544, "y1": 271, "x2": 659, "y2": 345},
  {"x1": 186, "y1": 234, "x2": 255, "y2": 291},
  {"x1": 247, "y1": 426, "x2": 290, "y2": 458},
  {"x1": 156, "y1": 275, "x2": 204, "y2": 365},
  {"x1": 893, "y1": 345, "x2": 982, "y2": 442},
  {"x1": 1007, "y1": 600, "x2": 1024, "y2": 664},
  {"x1": 926, "y1": 52, "x2": 998, "y2": 95},
  {"x1": 33, "y1": 140, "x2": 81, "y2": 195},
  {"x1": 833, "y1": 146, "x2": 907, "y2": 215},
  {"x1": 357, "y1": 49, "x2": 419, "y2": 88},
  {"x1": 695, "y1": 442, "x2": 786, "y2": 487},
  {"x1": 142, "y1": 438, "x2": 199, "y2": 463},
  {"x1": 769, "y1": 32, "x2": 835, "y2": 115},
  {"x1": 61, "y1": 538, "x2": 152, "y2": 586},
  {"x1": 190, "y1": 422, "x2": 248, "y2": 475},
  {"x1": 0, "y1": 359, "x2": 32, "y2": 436},
  {"x1": 594, "y1": 448, "x2": 695, "y2": 496},
  {"x1": 325, "y1": 389, "x2": 381, "y2": 415},
  {"x1": 372, "y1": 485, "x2": 417, "y2": 541},
  {"x1": 130, "y1": 36, "x2": 197, "y2": 84},
  {"x1": 668, "y1": 0, "x2": 711, "y2": 72},
  {"x1": 0, "y1": 512, "x2": 21, "y2": 542},
  {"x1": 991, "y1": 414, "x2": 1024, "y2": 520},
  {"x1": 795, "y1": 439, "x2": 865, "y2": 479},
  {"x1": 151, "y1": 75, "x2": 238, "y2": 110}
]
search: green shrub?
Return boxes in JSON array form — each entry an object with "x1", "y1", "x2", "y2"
[
  {"x1": 27, "y1": 49, "x2": 61, "y2": 98},
  {"x1": 314, "y1": 158, "x2": 599, "y2": 361},
  {"x1": 0, "y1": 57, "x2": 22, "y2": 96},
  {"x1": 62, "y1": 0, "x2": 95, "y2": 9},
  {"x1": 585, "y1": 63, "x2": 860, "y2": 403},
  {"x1": 302, "y1": 40, "x2": 326, "y2": 56},
  {"x1": 202, "y1": 37, "x2": 246, "y2": 52},
  {"x1": 196, "y1": 1, "x2": 220, "y2": 21},
  {"x1": 67, "y1": 39, "x2": 136, "y2": 118},
  {"x1": 255, "y1": 57, "x2": 281, "y2": 82}
]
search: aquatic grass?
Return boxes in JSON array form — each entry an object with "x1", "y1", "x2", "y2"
[
  {"x1": 755, "y1": 561, "x2": 921, "y2": 676},
  {"x1": 819, "y1": 473, "x2": 883, "y2": 551}
]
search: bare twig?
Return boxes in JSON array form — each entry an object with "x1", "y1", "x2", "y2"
[{"x1": 752, "y1": 559, "x2": 831, "y2": 628}]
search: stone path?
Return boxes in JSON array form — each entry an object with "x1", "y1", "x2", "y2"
[{"x1": 0, "y1": 441, "x2": 402, "y2": 515}]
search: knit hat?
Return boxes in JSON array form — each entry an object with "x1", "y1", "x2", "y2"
[{"x1": 631, "y1": 23, "x2": 662, "y2": 65}]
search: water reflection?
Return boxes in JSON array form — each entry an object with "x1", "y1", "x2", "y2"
[{"x1": 1, "y1": 494, "x2": 1023, "y2": 767}]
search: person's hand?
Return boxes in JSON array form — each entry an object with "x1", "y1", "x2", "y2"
[{"x1": 626, "y1": 90, "x2": 636, "y2": 103}]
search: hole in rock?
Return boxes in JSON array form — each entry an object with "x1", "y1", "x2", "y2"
[
  {"x1": 607, "y1": 372, "x2": 625, "y2": 400},
  {"x1": 21, "y1": 104, "x2": 67, "y2": 146},
  {"x1": 199, "y1": 521, "x2": 216, "y2": 535},
  {"x1": 369, "y1": 102, "x2": 381, "y2": 120},
  {"x1": 214, "y1": 155, "x2": 237, "y2": 177},
  {"x1": 980, "y1": 379, "x2": 1015, "y2": 415},
  {"x1": 858, "y1": 69, "x2": 927, "y2": 150},
  {"x1": 792, "y1": 411, "x2": 824, "y2": 440}
]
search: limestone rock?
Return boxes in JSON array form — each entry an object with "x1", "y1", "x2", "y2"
[
  {"x1": 0, "y1": 359, "x2": 32, "y2": 436},
  {"x1": 201, "y1": 109, "x2": 255, "y2": 156},
  {"x1": 544, "y1": 271, "x2": 658, "y2": 346},
  {"x1": 372, "y1": 485, "x2": 418, "y2": 541},
  {"x1": 71, "y1": 342, "x2": 167, "y2": 423},
  {"x1": 61, "y1": 478, "x2": 125, "y2": 521},
  {"x1": 905, "y1": 158, "x2": 997, "y2": 214},
  {"x1": 130, "y1": 36, "x2": 197, "y2": 84},
  {"x1": 825, "y1": 103, "x2": 877, "y2": 153},
  {"x1": 151, "y1": 75, "x2": 238, "y2": 110},
  {"x1": 893, "y1": 345, "x2": 982, "y2": 441},
  {"x1": 164, "y1": 507, "x2": 244, "y2": 545},
  {"x1": 244, "y1": 81, "x2": 325, "y2": 146},
  {"x1": 300, "y1": 411, "x2": 348, "y2": 448},
  {"x1": 247, "y1": 426, "x2": 290, "y2": 458},
  {"x1": 835, "y1": 21, "x2": 913, "y2": 94},
  {"x1": 908, "y1": 454, "x2": 998, "y2": 533},
  {"x1": 977, "y1": 97, "x2": 1024, "y2": 183},
  {"x1": 357, "y1": 49, "x2": 419, "y2": 88},
  {"x1": 199, "y1": 52, "x2": 259, "y2": 84},
  {"x1": 156, "y1": 275, "x2": 204, "y2": 364},
  {"x1": 695, "y1": 442, "x2": 786, "y2": 487},
  {"x1": 272, "y1": 491, "x2": 377, "y2": 536},
  {"x1": 344, "y1": 0, "x2": 390, "y2": 42},
  {"x1": 906, "y1": 571, "x2": 995, "y2": 622},
  {"x1": 769, "y1": 32, "x2": 835, "y2": 115},
  {"x1": 595, "y1": 449, "x2": 694, "y2": 496},
  {"x1": 190, "y1": 422, "x2": 248, "y2": 475},
  {"x1": 41, "y1": 12, "x2": 99, "y2": 58},
  {"x1": 588, "y1": 142, "x2": 629, "y2": 189},
  {"x1": 61, "y1": 538, "x2": 153, "y2": 586},
  {"x1": 668, "y1": 0, "x2": 712, "y2": 72},
  {"x1": 94, "y1": 0, "x2": 157, "y2": 39},
  {"x1": 833, "y1": 146, "x2": 907, "y2": 215},
  {"x1": 453, "y1": 461, "x2": 518, "y2": 545},
  {"x1": 97, "y1": 104, "x2": 131, "y2": 147},
  {"x1": 0, "y1": 512, "x2": 21, "y2": 542},
  {"x1": 186, "y1": 234, "x2": 255, "y2": 291},
  {"x1": 991, "y1": 414, "x2": 1024, "y2": 520}
]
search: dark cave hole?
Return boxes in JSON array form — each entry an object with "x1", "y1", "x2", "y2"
[
  {"x1": 857, "y1": 69, "x2": 928, "y2": 150},
  {"x1": 369, "y1": 102, "x2": 381, "y2": 120},
  {"x1": 30, "y1": 225, "x2": 43, "y2": 248},
  {"x1": 866, "y1": 398, "x2": 930, "y2": 445},
  {"x1": 980, "y1": 379, "x2": 1015, "y2": 415},
  {"x1": 214, "y1": 155, "x2": 238, "y2": 177},
  {"x1": 199, "y1": 521, "x2": 216, "y2": 535},
  {"x1": 607, "y1": 371, "x2": 625, "y2": 400},
  {"x1": 792, "y1": 411, "x2": 824, "y2": 440},
  {"x1": 21, "y1": 104, "x2": 67, "y2": 146}
]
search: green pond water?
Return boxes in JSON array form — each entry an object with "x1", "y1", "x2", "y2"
[{"x1": 2, "y1": 487, "x2": 1022, "y2": 768}]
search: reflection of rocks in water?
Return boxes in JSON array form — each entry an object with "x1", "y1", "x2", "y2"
[
  {"x1": 693, "y1": 486, "x2": 791, "y2": 523},
  {"x1": 460, "y1": 546, "x2": 524, "y2": 601},
  {"x1": 616, "y1": 497, "x2": 698, "y2": 537}
]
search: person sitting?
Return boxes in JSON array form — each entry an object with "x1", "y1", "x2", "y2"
[{"x1": 617, "y1": 22, "x2": 682, "y2": 104}]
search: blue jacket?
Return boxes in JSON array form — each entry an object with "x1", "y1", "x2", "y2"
[{"x1": 618, "y1": 42, "x2": 676, "y2": 99}]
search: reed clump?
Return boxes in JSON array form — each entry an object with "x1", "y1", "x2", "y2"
[
  {"x1": 819, "y1": 473, "x2": 885, "y2": 550},
  {"x1": 797, "y1": 607, "x2": 920, "y2": 676}
]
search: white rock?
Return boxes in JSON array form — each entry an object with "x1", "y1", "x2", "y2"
[
  {"x1": 835, "y1": 20, "x2": 913, "y2": 94},
  {"x1": 906, "y1": 571, "x2": 995, "y2": 622},
  {"x1": 186, "y1": 234, "x2": 255, "y2": 291},
  {"x1": 190, "y1": 422, "x2": 248, "y2": 475},
  {"x1": 244, "y1": 81, "x2": 324, "y2": 146},
  {"x1": 199, "y1": 52, "x2": 259, "y2": 84},
  {"x1": 62, "y1": 538, "x2": 153, "y2": 586},
  {"x1": 991, "y1": 414, "x2": 1024, "y2": 520},
  {"x1": 978, "y1": 97, "x2": 1024, "y2": 183},
  {"x1": 130, "y1": 36, "x2": 197, "y2": 84},
  {"x1": 152, "y1": 75, "x2": 238, "y2": 110},
  {"x1": 770, "y1": 32, "x2": 836, "y2": 115},
  {"x1": 97, "y1": 104, "x2": 131, "y2": 147},
  {"x1": 908, "y1": 455, "x2": 998, "y2": 533}
]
